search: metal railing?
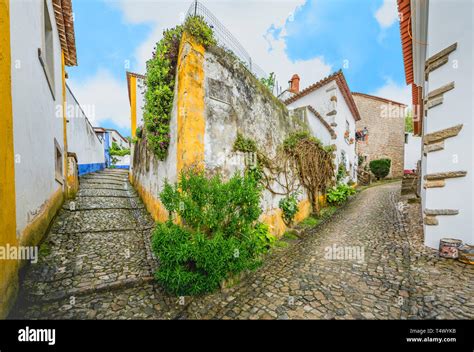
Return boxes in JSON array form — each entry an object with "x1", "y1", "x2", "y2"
[{"x1": 185, "y1": 0, "x2": 268, "y2": 80}]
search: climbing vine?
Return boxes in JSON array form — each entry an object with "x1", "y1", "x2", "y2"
[
  {"x1": 233, "y1": 130, "x2": 335, "y2": 217},
  {"x1": 143, "y1": 16, "x2": 216, "y2": 160}
]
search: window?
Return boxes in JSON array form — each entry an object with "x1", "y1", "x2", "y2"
[
  {"x1": 38, "y1": 0, "x2": 55, "y2": 99},
  {"x1": 405, "y1": 133, "x2": 409, "y2": 144},
  {"x1": 54, "y1": 139, "x2": 63, "y2": 184}
]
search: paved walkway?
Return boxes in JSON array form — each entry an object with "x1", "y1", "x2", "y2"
[{"x1": 11, "y1": 176, "x2": 473, "y2": 319}]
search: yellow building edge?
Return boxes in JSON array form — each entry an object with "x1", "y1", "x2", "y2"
[
  {"x1": 176, "y1": 33, "x2": 206, "y2": 175},
  {"x1": 132, "y1": 179, "x2": 169, "y2": 223},
  {"x1": 261, "y1": 199, "x2": 312, "y2": 238},
  {"x1": 130, "y1": 75, "x2": 137, "y2": 138},
  {"x1": 0, "y1": 0, "x2": 19, "y2": 319}
]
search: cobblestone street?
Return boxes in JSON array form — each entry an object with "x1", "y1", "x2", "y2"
[{"x1": 11, "y1": 173, "x2": 473, "y2": 320}]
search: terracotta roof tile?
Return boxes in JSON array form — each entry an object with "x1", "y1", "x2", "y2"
[
  {"x1": 52, "y1": 0, "x2": 77, "y2": 66},
  {"x1": 283, "y1": 70, "x2": 361, "y2": 121}
]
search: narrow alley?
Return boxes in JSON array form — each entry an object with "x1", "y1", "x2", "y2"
[{"x1": 11, "y1": 178, "x2": 473, "y2": 320}]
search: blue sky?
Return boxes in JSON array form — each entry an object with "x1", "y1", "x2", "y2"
[{"x1": 67, "y1": 0, "x2": 408, "y2": 138}]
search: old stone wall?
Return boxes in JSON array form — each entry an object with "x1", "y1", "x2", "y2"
[
  {"x1": 353, "y1": 94, "x2": 405, "y2": 178},
  {"x1": 132, "y1": 36, "x2": 320, "y2": 237}
]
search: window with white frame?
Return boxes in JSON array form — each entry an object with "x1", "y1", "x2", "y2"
[{"x1": 39, "y1": 0, "x2": 55, "y2": 98}]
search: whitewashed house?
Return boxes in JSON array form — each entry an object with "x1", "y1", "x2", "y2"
[
  {"x1": 397, "y1": 0, "x2": 473, "y2": 248},
  {"x1": 0, "y1": 0, "x2": 77, "y2": 317},
  {"x1": 66, "y1": 85, "x2": 106, "y2": 175},
  {"x1": 281, "y1": 71, "x2": 361, "y2": 183}
]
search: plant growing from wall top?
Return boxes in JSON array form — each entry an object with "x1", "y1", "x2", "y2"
[
  {"x1": 260, "y1": 72, "x2": 275, "y2": 93},
  {"x1": 109, "y1": 142, "x2": 130, "y2": 157},
  {"x1": 143, "y1": 16, "x2": 216, "y2": 160}
]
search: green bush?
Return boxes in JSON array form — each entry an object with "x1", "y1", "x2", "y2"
[
  {"x1": 326, "y1": 183, "x2": 356, "y2": 205},
  {"x1": 369, "y1": 158, "x2": 391, "y2": 180},
  {"x1": 109, "y1": 141, "x2": 130, "y2": 157},
  {"x1": 278, "y1": 194, "x2": 299, "y2": 225},
  {"x1": 152, "y1": 169, "x2": 268, "y2": 295}
]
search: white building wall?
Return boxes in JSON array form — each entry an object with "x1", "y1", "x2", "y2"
[
  {"x1": 422, "y1": 0, "x2": 473, "y2": 248},
  {"x1": 66, "y1": 85, "x2": 105, "y2": 174},
  {"x1": 404, "y1": 133, "x2": 422, "y2": 171},
  {"x1": 10, "y1": 0, "x2": 65, "y2": 234},
  {"x1": 306, "y1": 109, "x2": 333, "y2": 147},
  {"x1": 287, "y1": 81, "x2": 358, "y2": 182}
]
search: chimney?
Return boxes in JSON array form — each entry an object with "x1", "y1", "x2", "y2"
[{"x1": 289, "y1": 74, "x2": 300, "y2": 94}]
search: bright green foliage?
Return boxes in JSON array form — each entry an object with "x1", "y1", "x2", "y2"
[
  {"x1": 260, "y1": 72, "x2": 275, "y2": 92},
  {"x1": 183, "y1": 15, "x2": 217, "y2": 47},
  {"x1": 326, "y1": 183, "x2": 356, "y2": 205},
  {"x1": 153, "y1": 169, "x2": 267, "y2": 295},
  {"x1": 336, "y1": 163, "x2": 347, "y2": 183},
  {"x1": 233, "y1": 133, "x2": 257, "y2": 153},
  {"x1": 278, "y1": 193, "x2": 299, "y2": 225},
  {"x1": 405, "y1": 112, "x2": 414, "y2": 133},
  {"x1": 283, "y1": 131, "x2": 334, "y2": 154},
  {"x1": 109, "y1": 142, "x2": 130, "y2": 157},
  {"x1": 144, "y1": 16, "x2": 216, "y2": 160},
  {"x1": 369, "y1": 158, "x2": 391, "y2": 180}
]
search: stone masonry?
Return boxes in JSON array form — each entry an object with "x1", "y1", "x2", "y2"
[{"x1": 353, "y1": 93, "x2": 406, "y2": 178}]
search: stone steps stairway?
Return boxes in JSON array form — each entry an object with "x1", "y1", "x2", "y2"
[{"x1": 9, "y1": 169, "x2": 184, "y2": 319}]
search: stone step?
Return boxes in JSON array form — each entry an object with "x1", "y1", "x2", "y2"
[
  {"x1": 77, "y1": 188, "x2": 134, "y2": 198},
  {"x1": 50, "y1": 208, "x2": 138, "y2": 234},
  {"x1": 63, "y1": 197, "x2": 144, "y2": 211},
  {"x1": 22, "y1": 229, "x2": 152, "y2": 303},
  {"x1": 16, "y1": 283, "x2": 183, "y2": 320}
]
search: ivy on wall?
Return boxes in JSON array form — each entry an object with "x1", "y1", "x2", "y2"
[{"x1": 143, "y1": 16, "x2": 216, "y2": 160}]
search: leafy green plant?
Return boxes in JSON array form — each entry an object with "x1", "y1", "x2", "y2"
[
  {"x1": 109, "y1": 142, "x2": 130, "y2": 157},
  {"x1": 136, "y1": 127, "x2": 143, "y2": 139},
  {"x1": 152, "y1": 169, "x2": 266, "y2": 295},
  {"x1": 326, "y1": 183, "x2": 356, "y2": 205},
  {"x1": 336, "y1": 163, "x2": 347, "y2": 183},
  {"x1": 260, "y1": 72, "x2": 275, "y2": 93},
  {"x1": 144, "y1": 16, "x2": 216, "y2": 160},
  {"x1": 233, "y1": 133, "x2": 257, "y2": 153},
  {"x1": 369, "y1": 158, "x2": 391, "y2": 180},
  {"x1": 278, "y1": 193, "x2": 299, "y2": 225}
]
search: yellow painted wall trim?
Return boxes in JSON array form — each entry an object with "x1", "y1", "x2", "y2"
[
  {"x1": 261, "y1": 198, "x2": 312, "y2": 238},
  {"x1": 176, "y1": 33, "x2": 206, "y2": 175},
  {"x1": 0, "y1": 0, "x2": 18, "y2": 318},
  {"x1": 132, "y1": 179, "x2": 169, "y2": 223},
  {"x1": 61, "y1": 51, "x2": 68, "y2": 189},
  {"x1": 130, "y1": 75, "x2": 137, "y2": 138},
  {"x1": 18, "y1": 187, "x2": 64, "y2": 249}
]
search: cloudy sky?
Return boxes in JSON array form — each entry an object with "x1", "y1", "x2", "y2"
[{"x1": 67, "y1": 0, "x2": 409, "y2": 137}]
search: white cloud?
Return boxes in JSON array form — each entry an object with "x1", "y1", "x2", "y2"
[
  {"x1": 374, "y1": 0, "x2": 398, "y2": 28},
  {"x1": 369, "y1": 78, "x2": 411, "y2": 107},
  {"x1": 68, "y1": 70, "x2": 130, "y2": 129},
  {"x1": 115, "y1": 0, "x2": 332, "y2": 89}
]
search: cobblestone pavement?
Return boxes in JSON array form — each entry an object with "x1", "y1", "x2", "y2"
[
  {"x1": 11, "y1": 177, "x2": 473, "y2": 319},
  {"x1": 12, "y1": 169, "x2": 185, "y2": 319}
]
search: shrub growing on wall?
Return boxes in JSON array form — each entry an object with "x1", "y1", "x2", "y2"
[
  {"x1": 143, "y1": 16, "x2": 216, "y2": 160},
  {"x1": 369, "y1": 158, "x2": 391, "y2": 180},
  {"x1": 152, "y1": 169, "x2": 273, "y2": 295}
]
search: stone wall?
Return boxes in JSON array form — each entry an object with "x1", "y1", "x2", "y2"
[
  {"x1": 131, "y1": 36, "x2": 315, "y2": 237},
  {"x1": 353, "y1": 93, "x2": 405, "y2": 178}
]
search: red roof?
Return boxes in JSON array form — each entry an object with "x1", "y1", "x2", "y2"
[
  {"x1": 283, "y1": 70, "x2": 361, "y2": 121},
  {"x1": 397, "y1": 0, "x2": 413, "y2": 85}
]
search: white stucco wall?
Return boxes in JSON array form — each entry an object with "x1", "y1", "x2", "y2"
[
  {"x1": 66, "y1": 85, "x2": 105, "y2": 168},
  {"x1": 10, "y1": 0, "x2": 66, "y2": 234},
  {"x1": 404, "y1": 133, "x2": 422, "y2": 171},
  {"x1": 287, "y1": 80, "x2": 358, "y2": 182},
  {"x1": 422, "y1": 0, "x2": 473, "y2": 248}
]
